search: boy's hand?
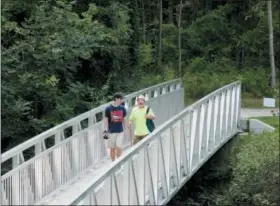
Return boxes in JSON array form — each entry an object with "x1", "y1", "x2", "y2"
[{"x1": 103, "y1": 130, "x2": 109, "y2": 139}]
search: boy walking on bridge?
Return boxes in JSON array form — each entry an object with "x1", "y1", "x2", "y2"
[
  {"x1": 104, "y1": 93, "x2": 127, "y2": 161},
  {"x1": 129, "y1": 95, "x2": 156, "y2": 145}
]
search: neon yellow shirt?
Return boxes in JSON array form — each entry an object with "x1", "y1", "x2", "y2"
[{"x1": 129, "y1": 106, "x2": 155, "y2": 136}]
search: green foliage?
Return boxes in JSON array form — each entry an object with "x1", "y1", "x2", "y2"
[
  {"x1": 184, "y1": 5, "x2": 234, "y2": 59},
  {"x1": 139, "y1": 67, "x2": 176, "y2": 88},
  {"x1": 2, "y1": 0, "x2": 280, "y2": 153},
  {"x1": 220, "y1": 117, "x2": 280, "y2": 206},
  {"x1": 139, "y1": 43, "x2": 154, "y2": 72},
  {"x1": 1, "y1": 0, "x2": 135, "y2": 151},
  {"x1": 183, "y1": 59, "x2": 275, "y2": 99},
  {"x1": 241, "y1": 68, "x2": 274, "y2": 97},
  {"x1": 183, "y1": 70, "x2": 238, "y2": 99}
]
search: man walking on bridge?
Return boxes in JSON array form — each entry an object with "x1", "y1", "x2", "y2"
[
  {"x1": 104, "y1": 93, "x2": 127, "y2": 161},
  {"x1": 129, "y1": 95, "x2": 156, "y2": 145}
]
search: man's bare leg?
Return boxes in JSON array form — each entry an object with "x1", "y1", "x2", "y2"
[
  {"x1": 110, "y1": 148, "x2": 116, "y2": 161},
  {"x1": 116, "y1": 147, "x2": 122, "y2": 158}
]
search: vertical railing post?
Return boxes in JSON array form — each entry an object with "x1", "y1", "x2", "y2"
[
  {"x1": 201, "y1": 102, "x2": 208, "y2": 160},
  {"x1": 206, "y1": 98, "x2": 213, "y2": 153},
  {"x1": 12, "y1": 153, "x2": 24, "y2": 168},
  {"x1": 215, "y1": 93, "x2": 222, "y2": 146},
  {"x1": 221, "y1": 91, "x2": 227, "y2": 141},
  {"x1": 230, "y1": 86, "x2": 235, "y2": 134},
  {"x1": 227, "y1": 87, "x2": 233, "y2": 136},
  {"x1": 72, "y1": 124, "x2": 79, "y2": 135},
  {"x1": 198, "y1": 104, "x2": 204, "y2": 161},
  {"x1": 237, "y1": 83, "x2": 242, "y2": 129},
  {"x1": 88, "y1": 116, "x2": 94, "y2": 127},
  {"x1": 180, "y1": 118, "x2": 189, "y2": 178}
]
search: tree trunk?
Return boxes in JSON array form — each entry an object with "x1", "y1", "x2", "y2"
[
  {"x1": 157, "y1": 0, "x2": 162, "y2": 73},
  {"x1": 168, "y1": 1, "x2": 173, "y2": 24},
  {"x1": 178, "y1": 0, "x2": 182, "y2": 78},
  {"x1": 140, "y1": 0, "x2": 146, "y2": 44},
  {"x1": 133, "y1": 0, "x2": 140, "y2": 71},
  {"x1": 268, "y1": 0, "x2": 276, "y2": 87}
]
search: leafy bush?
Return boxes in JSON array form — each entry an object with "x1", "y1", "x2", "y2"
[
  {"x1": 183, "y1": 71, "x2": 238, "y2": 99},
  {"x1": 139, "y1": 67, "x2": 176, "y2": 88},
  {"x1": 183, "y1": 57, "x2": 275, "y2": 100},
  {"x1": 216, "y1": 117, "x2": 279, "y2": 206},
  {"x1": 241, "y1": 68, "x2": 274, "y2": 97}
]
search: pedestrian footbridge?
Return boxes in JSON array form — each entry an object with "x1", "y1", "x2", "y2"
[{"x1": 1, "y1": 79, "x2": 241, "y2": 205}]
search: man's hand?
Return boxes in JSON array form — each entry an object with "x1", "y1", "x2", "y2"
[{"x1": 145, "y1": 114, "x2": 154, "y2": 119}]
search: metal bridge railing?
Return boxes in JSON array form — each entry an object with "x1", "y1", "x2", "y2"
[
  {"x1": 67, "y1": 81, "x2": 241, "y2": 206},
  {"x1": 1, "y1": 79, "x2": 184, "y2": 205}
]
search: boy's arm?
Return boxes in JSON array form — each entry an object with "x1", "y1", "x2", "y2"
[
  {"x1": 122, "y1": 108, "x2": 127, "y2": 130},
  {"x1": 104, "y1": 108, "x2": 110, "y2": 131}
]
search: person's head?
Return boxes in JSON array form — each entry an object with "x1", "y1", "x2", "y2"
[
  {"x1": 137, "y1": 95, "x2": 146, "y2": 108},
  {"x1": 113, "y1": 93, "x2": 124, "y2": 106}
]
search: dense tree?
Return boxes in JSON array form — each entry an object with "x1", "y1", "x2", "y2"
[
  {"x1": 1, "y1": 0, "x2": 279, "y2": 152},
  {"x1": 268, "y1": 0, "x2": 276, "y2": 88}
]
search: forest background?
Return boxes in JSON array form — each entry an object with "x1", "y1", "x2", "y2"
[{"x1": 2, "y1": 0, "x2": 279, "y2": 152}]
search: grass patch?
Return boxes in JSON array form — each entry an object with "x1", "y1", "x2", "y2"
[
  {"x1": 240, "y1": 116, "x2": 279, "y2": 145},
  {"x1": 184, "y1": 97, "x2": 196, "y2": 107},
  {"x1": 242, "y1": 95, "x2": 279, "y2": 108},
  {"x1": 253, "y1": 116, "x2": 279, "y2": 129}
]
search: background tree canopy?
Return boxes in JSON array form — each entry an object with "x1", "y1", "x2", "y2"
[{"x1": 1, "y1": 0, "x2": 279, "y2": 152}]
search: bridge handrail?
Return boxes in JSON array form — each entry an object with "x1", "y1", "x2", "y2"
[
  {"x1": 1, "y1": 79, "x2": 181, "y2": 165},
  {"x1": 69, "y1": 81, "x2": 241, "y2": 205}
]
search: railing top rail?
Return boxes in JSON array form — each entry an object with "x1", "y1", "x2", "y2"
[
  {"x1": 1, "y1": 79, "x2": 181, "y2": 163},
  {"x1": 69, "y1": 80, "x2": 241, "y2": 205},
  {"x1": 192, "y1": 80, "x2": 241, "y2": 107}
]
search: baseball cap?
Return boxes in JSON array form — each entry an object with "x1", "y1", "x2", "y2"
[{"x1": 137, "y1": 95, "x2": 146, "y2": 101}]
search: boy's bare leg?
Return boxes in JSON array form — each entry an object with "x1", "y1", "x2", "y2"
[
  {"x1": 116, "y1": 148, "x2": 122, "y2": 158},
  {"x1": 110, "y1": 148, "x2": 116, "y2": 161}
]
